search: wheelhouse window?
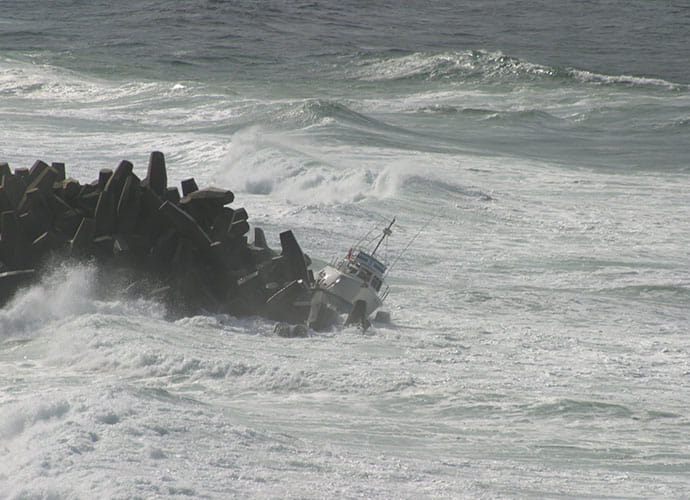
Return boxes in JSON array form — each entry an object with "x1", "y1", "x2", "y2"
[{"x1": 371, "y1": 276, "x2": 382, "y2": 292}]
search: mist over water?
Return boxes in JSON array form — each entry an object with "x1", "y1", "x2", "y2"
[{"x1": 1, "y1": 1, "x2": 689, "y2": 498}]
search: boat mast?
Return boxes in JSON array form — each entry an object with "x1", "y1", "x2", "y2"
[{"x1": 371, "y1": 218, "x2": 395, "y2": 257}]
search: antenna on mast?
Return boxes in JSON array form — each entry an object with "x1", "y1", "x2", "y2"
[{"x1": 372, "y1": 218, "x2": 395, "y2": 257}]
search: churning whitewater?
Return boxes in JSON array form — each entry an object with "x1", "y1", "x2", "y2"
[{"x1": 1, "y1": 1, "x2": 689, "y2": 498}]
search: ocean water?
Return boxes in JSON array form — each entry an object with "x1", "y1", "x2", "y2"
[{"x1": 1, "y1": 1, "x2": 689, "y2": 498}]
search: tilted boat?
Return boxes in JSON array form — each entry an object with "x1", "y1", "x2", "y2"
[{"x1": 315, "y1": 218, "x2": 394, "y2": 327}]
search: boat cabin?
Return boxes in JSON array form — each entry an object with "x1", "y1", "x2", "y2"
[{"x1": 341, "y1": 250, "x2": 386, "y2": 292}]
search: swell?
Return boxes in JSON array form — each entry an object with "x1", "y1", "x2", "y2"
[{"x1": 347, "y1": 49, "x2": 687, "y2": 90}]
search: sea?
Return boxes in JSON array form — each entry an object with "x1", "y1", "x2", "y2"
[{"x1": 0, "y1": 1, "x2": 689, "y2": 498}]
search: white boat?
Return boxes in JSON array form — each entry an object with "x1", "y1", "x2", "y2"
[{"x1": 315, "y1": 219, "x2": 394, "y2": 325}]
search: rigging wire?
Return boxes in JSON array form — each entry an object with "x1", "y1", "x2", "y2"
[{"x1": 384, "y1": 211, "x2": 440, "y2": 278}]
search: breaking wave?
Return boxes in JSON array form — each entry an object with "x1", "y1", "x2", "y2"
[
  {"x1": 0, "y1": 263, "x2": 165, "y2": 340},
  {"x1": 346, "y1": 49, "x2": 685, "y2": 89}
]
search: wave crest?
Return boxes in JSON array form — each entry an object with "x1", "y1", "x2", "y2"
[
  {"x1": 347, "y1": 49, "x2": 684, "y2": 89},
  {"x1": 348, "y1": 50, "x2": 563, "y2": 83}
]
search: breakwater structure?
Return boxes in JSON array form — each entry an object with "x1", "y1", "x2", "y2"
[{"x1": 0, "y1": 152, "x2": 337, "y2": 334}]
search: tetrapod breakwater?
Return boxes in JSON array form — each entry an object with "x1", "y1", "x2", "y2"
[{"x1": 0, "y1": 152, "x2": 321, "y2": 328}]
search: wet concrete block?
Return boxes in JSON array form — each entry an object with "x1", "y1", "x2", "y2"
[
  {"x1": 180, "y1": 187, "x2": 234, "y2": 207},
  {"x1": 54, "y1": 209, "x2": 83, "y2": 237},
  {"x1": 31, "y1": 168, "x2": 57, "y2": 196},
  {"x1": 274, "y1": 322, "x2": 292, "y2": 337},
  {"x1": 116, "y1": 174, "x2": 141, "y2": 233},
  {"x1": 279, "y1": 230, "x2": 310, "y2": 284},
  {"x1": 70, "y1": 217, "x2": 95, "y2": 258},
  {"x1": 27, "y1": 160, "x2": 49, "y2": 185},
  {"x1": 94, "y1": 191, "x2": 116, "y2": 236},
  {"x1": 2, "y1": 174, "x2": 27, "y2": 210},
  {"x1": 210, "y1": 207, "x2": 234, "y2": 242},
  {"x1": 248, "y1": 227, "x2": 277, "y2": 264},
  {"x1": 92, "y1": 235, "x2": 115, "y2": 256},
  {"x1": 253, "y1": 227, "x2": 269, "y2": 250},
  {"x1": 98, "y1": 169, "x2": 113, "y2": 191},
  {"x1": 104, "y1": 160, "x2": 133, "y2": 200},
  {"x1": 112, "y1": 234, "x2": 147, "y2": 259},
  {"x1": 0, "y1": 162, "x2": 10, "y2": 182},
  {"x1": 13, "y1": 168, "x2": 29, "y2": 181},
  {"x1": 265, "y1": 279, "x2": 311, "y2": 323},
  {"x1": 150, "y1": 228, "x2": 178, "y2": 263},
  {"x1": 145, "y1": 151, "x2": 167, "y2": 198},
  {"x1": 166, "y1": 187, "x2": 181, "y2": 204},
  {"x1": 26, "y1": 166, "x2": 57, "y2": 197},
  {"x1": 180, "y1": 178, "x2": 198, "y2": 196},
  {"x1": 31, "y1": 231, "x2": 61, "y2": 261},
  {"x1": 1, "y1": 211, "x2": 18, "y2": 239},
  {"x1": 79, "y1": 182, "x2": 99, "y2": 198},
  {"x1": 159, "y1": 200, "x2": 212, "y2": 250},
  {"x1": 76, "y1": 190, "x2": 101, "y2": 215},
  {"x1": 0, "y1": 269, "x2": 35, "y2": 303},
  {"x1": 46, "y1": 192, "x2": 74, "y2": 215},
  {"x1": 210, "y1": 239, "x2": 252, "y2": 274},
  {"x1": 18, "y1": 189, "x2": 53, "y2": 240},
  {"x1": 0, "y1": 187, "x2": 12, "y2": 213},
  {"x1": 374, "y1": 311, "x2": 391, "y2": 323},
  {"x1": 172, "y1": 237, "x2": 195, "y2": 268},
  {"x1": 61, "y1": 179, "x2": 81, "y2": 200},
  {"x1": 51, "y1": 162, "x2": 66, "y2": 182},
  {"x1": 231, "y1": 207, "x2": 248, "y2": 223},
  {"x1": 307, "y1": 290, "x2": 339, "y2": 331},
  {"x1": 229, "y1": 219, "x2": 250, "y2": 238},
  {"x1": 140, "y1": 185, "x2": 164, "y2": 213},
  {"x1": 0, "y1": 211, "x2": 28, "y2": 268}
]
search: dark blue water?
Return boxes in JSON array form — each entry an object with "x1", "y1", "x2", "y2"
[{"x1": 1, "y1": 0, "x2": 688, "y2": 83}]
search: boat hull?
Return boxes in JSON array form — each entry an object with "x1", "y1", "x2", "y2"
[{"x1": 316, "y1": 264, "x2": 383, "y2": 317}]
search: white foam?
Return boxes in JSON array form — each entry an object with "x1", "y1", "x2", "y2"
[
  {"x1": 348, "y1": 49, "x2": 555, "y2": 82},
  {"x1": 569, "y1": 69, "x2": 682, "y2": 89},
  {"x1": 0, "y1": 263, "x2": 165, "y2": 341},
  {"x1": 0, "y1": 264, "x2": 98, "y2": 339},
  {"x1": 213, "y1": 126, "x2": 390, "y2": 205}
]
